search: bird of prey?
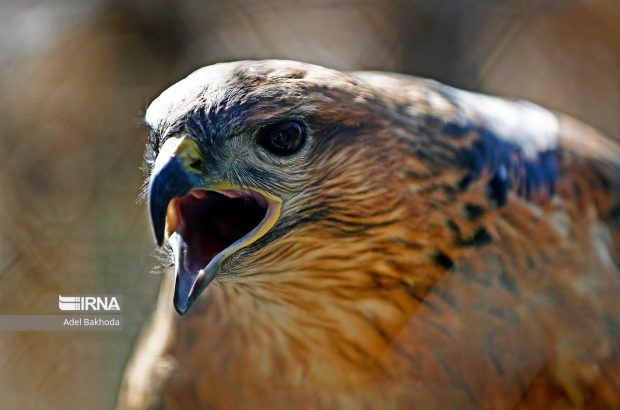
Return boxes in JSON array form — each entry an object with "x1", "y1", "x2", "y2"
[{"x1": 118, "y1": 60, "x2": 620, "y2": 409}]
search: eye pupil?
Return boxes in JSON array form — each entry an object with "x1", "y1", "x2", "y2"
[{"x1": 258, "y1": 121, "x2": 306, "y2": 156}]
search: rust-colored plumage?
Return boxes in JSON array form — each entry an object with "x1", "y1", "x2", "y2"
[{"x1": 119, "y1": 60, "x2": 620, "y2": 409}]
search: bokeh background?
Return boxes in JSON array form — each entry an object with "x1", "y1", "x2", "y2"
[{"x1": 0, "y1": 0, "x2": 618, "y2": 408}]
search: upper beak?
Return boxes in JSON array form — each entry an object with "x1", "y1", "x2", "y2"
[{"x1": 148, "y1": 136, "x2": 203, "y2": 246}]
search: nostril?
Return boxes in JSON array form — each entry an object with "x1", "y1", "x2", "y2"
[{"x1": 189, "y1": 159, "x2": 203, "y2": 169}]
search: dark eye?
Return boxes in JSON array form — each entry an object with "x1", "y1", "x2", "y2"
[{"x1": 257, "y1": 121, "x2": 306, "y2": 156}]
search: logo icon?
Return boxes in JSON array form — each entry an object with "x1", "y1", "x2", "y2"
[
  {"x1": 58, "y1": 295, "x2": 81, "y2": 311},
  {"x1": 58, "y1": 295, "x2": 121, "y2": 311}
]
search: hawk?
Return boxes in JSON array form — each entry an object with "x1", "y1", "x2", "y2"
[{"x1": 119, "y1": 60, "x2": 620, "y2": 409}]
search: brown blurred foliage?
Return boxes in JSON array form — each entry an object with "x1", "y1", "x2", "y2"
[{"x1": 0, "y1": 0, "x2": 618, "y2": 409}]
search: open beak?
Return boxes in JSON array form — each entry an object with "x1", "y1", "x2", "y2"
[{"x1": 147, "y1": 136, "x2": 282, "y2": 315}]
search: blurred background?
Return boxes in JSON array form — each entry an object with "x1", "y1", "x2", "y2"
[{"x1": 0, "y1": 0, "x2": 618, "y2": 408}]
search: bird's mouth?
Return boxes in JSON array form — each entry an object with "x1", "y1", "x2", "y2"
[
  {"x1": 147, "y1": 135, "x2": 282, "y2": 314},
  {"x1": 145, "y1": 135, "x2": 282, "y2": 315},
  {"x1": 156, "y1": 187, "x2": 281, "y2": 315}
]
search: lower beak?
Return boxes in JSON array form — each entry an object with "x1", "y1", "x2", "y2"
[{"x1": 169, "y1": 232, "x2": 215, "y2": 315}]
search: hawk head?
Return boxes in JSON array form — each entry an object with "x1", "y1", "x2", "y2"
[{"x1": 145, "y1": 60, "x2": 447, "y2": 315}]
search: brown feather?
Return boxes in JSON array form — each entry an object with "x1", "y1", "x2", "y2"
[{"x1": 119, "y1": 60, "x2": 620, "y2": 409}]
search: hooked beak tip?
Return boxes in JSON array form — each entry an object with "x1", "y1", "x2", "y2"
[
  {"x1": 173, "y1": 301, "x2": 189, "y2": 316},
  {"x1": 173, "y1": 269, "x2": 208, "y2": 315}
]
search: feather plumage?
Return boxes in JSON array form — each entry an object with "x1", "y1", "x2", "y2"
[{"x1": 119, "y1": 60, "x2": 620, "y2": 409}]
